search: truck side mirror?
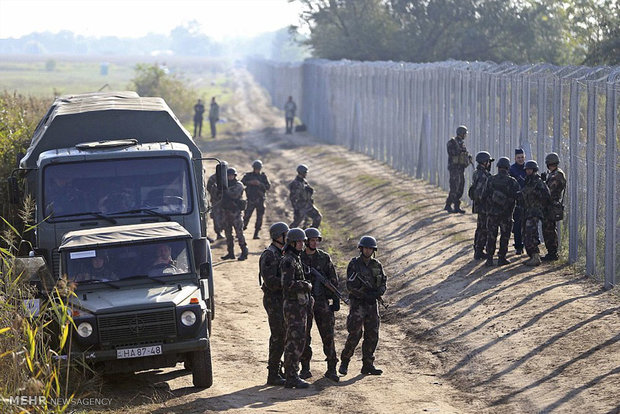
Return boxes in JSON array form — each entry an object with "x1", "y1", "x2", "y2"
[
  {"x1": 199, "y1": 262, "x2": 211, "y2": 280},
  {"x1": 7, "y1": 176, "x2": 20, "y2": 204},
  {"x1": 216, "y1": 161, "x2": 228, "y2": 191}
]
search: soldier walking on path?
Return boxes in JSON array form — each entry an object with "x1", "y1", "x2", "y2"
[
  {"x1": 339, "y1": 236, "x2": 387, "y2": 377},
  {"x1": 241, "y1": 160, "x2": 271, "y2": 240},
  {"x1": 289, "y1": 164, "x2": 322, "y2": 228},
  {"x1": 299, "y1": 228, "x2": 340, "y2": 383},
  {"x1": 520, "y1": 160, "x2": 551, "y2": 266},
  {"x1": 280, "y1": 228, "x2": 314, "y2": 389},
  {"x1": 220, "y1": 168, "x2": 248, "y2": 261},
  {"x1": 469, "y1": 151, "x2": 494, "y2": 260},
  {"x1": 284, "y1": 96, "x2": 297, "y2": 134},
  {"x1": 259, "y1": 222, "x2": 290, "y2": 386},
  {"x1": 509, "y1": 148, "x2": 527, "y2": 255},
  {"x1": 485, "y1": 157, "x2": 520, "y2": 266},
  {"x1": 207, "y1": 172, "x2": 224, "y2": 240},
  {"x1": 541, "y1": 152, "x2": 567, "y2": 262},
  {"x1": 445, "y1": 125, "x2": 472, "y2": 214},
  {"x1": 193, "y1": 99, "x2": 205, "y2": 138},
  {"x1": 208, "y1": 97, "x2": 219, "y2": 139}
]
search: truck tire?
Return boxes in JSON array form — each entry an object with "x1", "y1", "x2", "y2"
[{"x1": 190, "y1": 328, "x2": 213, "y2": 388}]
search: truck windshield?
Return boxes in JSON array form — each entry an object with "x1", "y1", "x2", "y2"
[
  {"x1": 43, "y1": 157, "x2": 192, "y2": 221},
  {"x1": 64, "y1": 239, "x2": 191, "y2": 283}
]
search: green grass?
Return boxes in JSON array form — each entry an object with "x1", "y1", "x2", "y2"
[{"x1": 354, "y1": 174, "x2": 390, "y2": 188}]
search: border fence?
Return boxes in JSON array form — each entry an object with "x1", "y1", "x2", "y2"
[{"x1": 247, "y1": 59, "x2": 620, "y2": 289}]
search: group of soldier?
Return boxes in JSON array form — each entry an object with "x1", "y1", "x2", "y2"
[{"x1": 445, "y1": 125, "x2": 567, "y2": 267}]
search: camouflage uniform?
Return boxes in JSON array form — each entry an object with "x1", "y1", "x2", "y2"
[
  {"x1": 300, "y1": 249, "x2": 339, "y2": 371},
  {"x1": 485, "y1": 170, "x2": 520, "y2": 260},
  {"x1": 520, "y1": 174, "x2": 551, "y2": 256},
  {"x1": 221, "y1": 179, "x2": 246, "y2": 248},
  {"x1": 259, "y1": 243, "x2": 285, "y2": 375},
  {"x1": 241, "y1": 171, "x2": 271, "y2": 233},
  {"x1": 469, "y1": 164, "x2": 491, "y2": 257},
  {"x1": 207, "y1": 173, "x2": 223, "y2": 236},
  {"x1": 280, "y1": 246, "x2": 314, "y2": 382},
  {"x1": 289, "y1": 176, "x2": 322, "y2": 228},
  {"x1": 542, "y1": 168, "x2": 566, "y2": 257},
  {"x1": 341, "y1": 256, "x2": 387, "y2": 367},
  {"x1": 446, "y1": 136, "x2": 472, "y2": 210}
]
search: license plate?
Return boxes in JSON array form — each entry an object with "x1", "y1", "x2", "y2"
[{"x1": 116, "y1": 345, "x2": 162, "y2": 359}]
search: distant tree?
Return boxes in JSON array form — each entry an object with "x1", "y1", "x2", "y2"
[
  {"x1": 170, "y1": 20, "x2": 214, "y2": 56},
  {"x1": 271, "y1": 27, "x2": 311, "y2": 61},
  {"x1": 567, "y1": 0, "x2": 620, "y2": 65}
]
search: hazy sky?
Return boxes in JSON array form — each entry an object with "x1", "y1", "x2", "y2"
[{"x1": 0, "y1": 0, "x2": 304, "y2": 40}]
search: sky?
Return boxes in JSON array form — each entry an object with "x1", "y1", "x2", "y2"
[{"x1": 0, "y1": 0, "x2": 304, "y2": 40}]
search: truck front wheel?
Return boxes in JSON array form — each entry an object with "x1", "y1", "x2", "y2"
[{"x1": 190, "y1": 330, "x2": 213, "y2": 388}]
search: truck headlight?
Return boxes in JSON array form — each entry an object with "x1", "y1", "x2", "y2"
[
  {"x1": 77, "y1": 322, "x2": 93, "y2": 338},
  {"x1": 181, "y1": 310, "x2": 197, "y2": 327}
]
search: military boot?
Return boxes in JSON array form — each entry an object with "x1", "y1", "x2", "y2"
[
  {"x1": 221, "y1": 241, "x2": 235, "y2": 260},
  {"x1": 284, "y1": 375, "x2": 310, "y2": 389},
  {"x1": 237, "y1": 244, "x2": 248, "y2": 261},
  {"x1": 338, "y1": 358, "x2": 349, "y2": 376},
  {"x1": 525, "y1": 253, "x2": 541, "y2": 266},
  {"x1": 253, "y1": 229, "x2": 260, "y2": 240},
  {"x1": 485, "y1": 257, "x2": 494, "y2": 267},
  {"x1": 453, "y1": 201, "x2": 466, "y2": 214},
  {"x1": 474, "y1": 251, "x2": 486, "y2": 260},
  {"x1": 444, "y1": 202, "x2": 454, "y2": 213},
  {"x1": 541, "y1": 252, "x2": 559, "y2": 262},
  {"x1": 497, "y1": 256, "x2": 510, "y2": 266},
  {"x1": 299, "y1": 361, "x2": 312, "y2": 379},
  {"x1": 266, "y1": 368, "x2": 286, "y2": 386},
  {"x1": 325, "y1": 361, "x2": 339, "y2": 382},
  {"x1": 216, "y1": 232, "x2": 224, "y2": 240},
  {"x1": 361, "y1": 362, "x2": 383, "y2": 376}
]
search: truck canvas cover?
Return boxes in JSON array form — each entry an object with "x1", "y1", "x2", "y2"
[{"x1": 59, "y1": 222, "x2": 191, "y2": 251}]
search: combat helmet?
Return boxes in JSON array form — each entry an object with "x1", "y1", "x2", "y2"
[
  {"x1": 456, "y1": 125, "x2": 468, "y2": 137},
  {"x1": 269, "y1": 222, "x2": 289, "y2": 241},
  {"x1": 524, "y1": 160, "x2": 539, "y2": 172},
  {"x1": 304, "y1": 227, "x2": 322, "y2": 241},
  {"x1": 286, "y1": 228, "x2": 307, "y2": 243},
  {"x1": 227, "y1": 167, "x2": 237, "y2": 176},
  {"x1": 358, "y1": 235, "x2": 377, "y2": 250},
  {"x1": 252, "y1": 160, "x2": 263, "y2": 169},
  {"x1": 497, "y1": 157, "x2": 511, "y2": 169},
  {"x1": 475, "y1": 151, "x2": 494, "y2": 164},
  {"x1": 545, "y1": 152, "x2": 560, "y2": 166},
  {"x1": 297, "y1": 164, "x2": 309, "y2": 175}
]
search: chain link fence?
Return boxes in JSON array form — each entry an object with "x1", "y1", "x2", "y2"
[{"x1": 248, "y1": 59, "x2": 620, "y2": 289}]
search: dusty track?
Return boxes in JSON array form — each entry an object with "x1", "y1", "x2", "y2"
[{"x1": 102, "y1": 70, "x2": 620, "y2": 414}]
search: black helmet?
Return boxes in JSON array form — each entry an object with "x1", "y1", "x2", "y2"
[
  {"x1": 456, "y1": 125, "x2": 468, "y2": 137},
  {"x1": 475, "y1": 151, "x2": 494, "y2": 164},
  {"x1": 252, "y1": 159, "x2": 263, "y2": 169},
  {"x1": 524, "y1": 160, "x2": 539, "y2": 171},
  {"x1": 358, "y1": 235, "x2": 377, "y2": 250},
  {"x1": 497, "y1": 157, "x2": 511, "y2": 169},
  {"x1": 227, "y1": 167, "x2": 237, "y2": 176},
  {"x1": 545, "y1": 152, "x2": 560, "y2": 165},
  {"x1": 304, "y1": 227, "x2": 322, "y2": 241},
  {"x1": 269, "y1": 222, "x2": 289, "y2": 241},
  {"x1": 296, "y1": 164, "x2": 309, "y2": 175},
  {"x1": 286, "y1": 228, "x2": 307, "y2": 243}
]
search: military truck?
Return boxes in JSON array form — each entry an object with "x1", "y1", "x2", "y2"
[{"x1": 8, "y1": 91, "x2": 226, "y2": 387}]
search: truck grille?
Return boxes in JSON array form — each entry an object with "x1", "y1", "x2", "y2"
[{"x1": 97, "y1": 308, "x2": 177, "y2": 345}]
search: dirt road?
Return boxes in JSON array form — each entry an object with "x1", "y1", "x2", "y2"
[{"x1": 103, "y1": 70, "x2": 620, "y2": 414}]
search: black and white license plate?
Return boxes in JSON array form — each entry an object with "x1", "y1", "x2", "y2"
[{"x1": 116, "y1": 345, "x2": 162, "y2": 359}]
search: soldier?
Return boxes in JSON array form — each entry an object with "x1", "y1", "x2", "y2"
[
  {"x1": 220, "y1": 168, "x2": 248, "y2": 261},
  {"x1": 284, "y1": 96, "x2": 297, "y2": 134},
  {"x1": 259, "y1": 222, "x2": 290, "y2": 386},
  {"x1": 241, "y1": 160, "x2": 271, "y2": 240},
  {"x1": 541, "y1": 152, "x2": 566, "y2": 261},
  {"x1": 445, "y1": 125, "x2": 472, "y2": 214},
  {"x1": 289, "y1": 164, "x2": 322, "y2": 228},
  {"x1": 509, "y1": 148, "x2": 526, "y2": 255},
  {"x1": 280, "y1": 228, "x2": 314, "y2": 389},
  {"x1": 193, "y1": 99, "x2": 204, "y2": 138},
  {"x1": 208, "y1": 97, "x2": 219, "y2": 139},
  {"x1": 339, "y1": 236, "x2": 387, "y2": 377},
  {"x1": 207, "y1": 172, "x2": 224, "y2": 240},
  {"x1": 299, "y1": 228, "x2": 340, "y2": 383},
  {"x1": 485, "y1": 157, "x2": 520, "y2": 266},
  {"x1": 469, "y1": 151, "x2": 494, "y2": 260},
  {"x1": 520, "y1": 160, "x2": 551, "y2": 266}
]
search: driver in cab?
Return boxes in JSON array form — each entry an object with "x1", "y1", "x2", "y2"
[{"x1": 148, "y1": 244, "x2": 179, "y2": 276}]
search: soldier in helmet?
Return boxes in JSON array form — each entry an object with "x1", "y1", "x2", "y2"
[
  {"x1": 445, "y1": 125, "x2": 472, "y2": 214},
  {"x1": 220, "y1": 167, "x2": 249, "y2": 261},
  {"x1": 469, "y1": 151, "x2": 494, "y2": 260},
  {"x1": 241, "y1": 160, "x2": 271, "y2": 239},
  {"x1": 520, "y1": 160, "x2": 551, "y2": 266},
  {"x1": 299, "y1": 228, "x2": 340, "y2": 383},
  {"x1": 207, "y1": 172, "x2": 224, "y2": 240},
  {"x1": 509, "y1": 148, "x2": 527, "y2": 254},
  {"x1": 541, "y1": 152, "x2": 566, "y2": 261},
  {"x1": 259, "y1": 222, "x2": 290, "y2": 386},
  {"x1": 339, "y1": 236, "x2": 387, "y2": 377},
  {"x1": 289, "y1": 164, "x2": 322, "y2": 228},
  {"x1": 484, "y1": 157, "x2": 520, "y2": 266},
  {"x1": 280, "y1": 228, "x2": 314, "y2": 389}
]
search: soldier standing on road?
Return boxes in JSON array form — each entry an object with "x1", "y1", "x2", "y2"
[
  {"x1": 485, "y1": 157, "x2": 520, "y2": 266},
  {"x1": 207, "y1": 172, "x2": 224, "y2": 241},
  {"x1": 469, "y1": 151, "x2": 494, "y2": 260},
  {"x1": 208, "y1": 97, "x2": 219, "y2": 139},
  {"x1": 509, "y1": 148, "x2": 527, "y2": 255},
  {"x1": 339, "y1": 236, "x2": 386, "y2": 377},
  {"x1": 284, "y1": 96, "x2": 297, "y2": 134},
  {"x1": 520, "y1": 160, "x2": 551, "y2": 266},
  {"x1": 220, "y1": 168, "x2": 248, "y2": 261},
  {"x1": 259, "y1": 222, "x2": 290, "y2": 386},
  {"x1": 193, "y1": 99, "x2": 205, "y2": 138},
  {"x1": 299, "y1": 228, "x2": 340, "y2": 383},
  {"x1": 241, "y1": 160, "x2": 271, "y2": 240},
  {"x1": 289, "y1": 164, "x2": 322, "y2": 228},
  {"x1": 280, "y1": 228, "x2": 314, "y2": 389},
  {"x1": 445, "y1": 125, "x2": 472, "y2": 214},
  {"x1": 541, "y1": 152, "x2": 566, "y2": 262}
]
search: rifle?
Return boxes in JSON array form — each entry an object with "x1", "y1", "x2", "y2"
[
  {"x1": 350, "y1": 271, "x2": 388, "y2": 310},
  {"x1": 307, "y1": 266, "x2": 349, "y2": 305}
]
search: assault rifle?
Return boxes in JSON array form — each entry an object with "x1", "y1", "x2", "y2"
[
  {"x1": 350, "y1": 272, "x2": 388, "y2": 310},
  {"x1": 306, "y1": 266, "x2": 349, "y2": 305}
]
